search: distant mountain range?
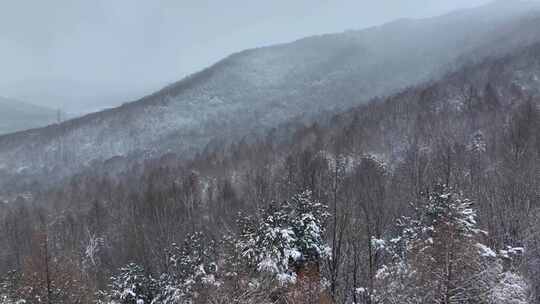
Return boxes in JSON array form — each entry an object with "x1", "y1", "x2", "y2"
[
  {"x1": 0, "y1": 96, "x2": 57, "y2": 135},
  {"x1": 1, "y1": 0, "x2": 540, "y2": 180}
]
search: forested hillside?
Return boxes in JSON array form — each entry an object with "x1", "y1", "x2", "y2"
[
  {"x1": 1, "y1": 0, "x2": 540, "y2": 187},
  {"x1": 1, "y1": 38, "x2": 538, "y2": 303}
]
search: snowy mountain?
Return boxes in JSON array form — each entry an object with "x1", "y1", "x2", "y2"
[
  {"x1": 1, "y1": 0, "x2": 540, "y2": 179},
  {"x1": 0, "y1": 97, "x2": 57, "y2": 135},
  {"x1": 2, "y1": 27, "x2": 538, "y2": 303},
  {"x1": 1, "y1": 3, "x2": 540, "y2": 302}
]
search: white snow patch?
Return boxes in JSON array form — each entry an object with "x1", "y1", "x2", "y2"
[{"x1": 476, "y1": 243, "x2": 497, "y2": 258}]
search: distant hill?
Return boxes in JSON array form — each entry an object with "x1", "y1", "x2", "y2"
[
  {"x1": 0, "y1": 97, "x2": 57, "y2": 135},
  {"x1": 1, "y1": 0, "x2": 540, "y2": 179}
]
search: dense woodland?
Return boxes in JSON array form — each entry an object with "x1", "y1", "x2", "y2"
[{"x1": 1, "y1": 41, "x2": 540, "y2": 304}]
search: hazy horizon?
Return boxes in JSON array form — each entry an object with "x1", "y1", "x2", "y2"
[{"x1": 0, "y1": 0, "x2": 500, "y2": 113}]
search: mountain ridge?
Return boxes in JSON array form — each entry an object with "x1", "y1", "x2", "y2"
[
  {"x1": 1, "y1": 1, "x2": 540, "y2": 180},
  {"x1": 0, "y1": 96, "x2": 57, "y2": 135}
]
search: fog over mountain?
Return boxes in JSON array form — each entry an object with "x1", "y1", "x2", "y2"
[
  {"x1": 0, "y1": 0, "x2": 494, "y2": 114},
  {"x1": 1, "y1": 2, "x2": 540, "y2": 304},
  {"x1": 1, "y1": 0, "x2": 539, "y2": 184},
  {"x1": 0, "y1": 97, "x2": 57, "y2": 135}
]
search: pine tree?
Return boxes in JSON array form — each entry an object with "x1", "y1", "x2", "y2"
[
  {"x1": 238, "y1": 190, "x2": 329, "y2": 284},
  {"x1": 154, "y1": 232, "x2": 220, "y2": 304},
  {"x1": 107, "y1": 263, "x2": 157, "y2": 304},
  {"x1": 288, "y1": 191, "x2": 330, "y2": 263},
  {"x1": 373, "y1": 185, "x2": 530, "y2": 304}
]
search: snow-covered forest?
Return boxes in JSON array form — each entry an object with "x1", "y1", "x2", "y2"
[
  {"x1": 1, "y1": 39, "x2": 539, "y2": 303},
  {"x1": 1, "y1": 2, "x2": 540, "y2": 304}
]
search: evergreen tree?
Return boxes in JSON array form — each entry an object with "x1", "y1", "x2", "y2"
[
  {"x1": 154, "y1": 232, "x2": 219, "y2": 304},
  {"x1": 239, "y1": 190, "x2": 329, "y2": 284},
  {"x1": 107, "y1": 263, "x2": 157, "y2": 304},
  {"x1": 374, "y1": 185, "x2": 530, "y2": 304}
]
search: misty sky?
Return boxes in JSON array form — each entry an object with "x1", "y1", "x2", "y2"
[{"x1": 0, "y1": 0, "x2": 494, "y2": 113}]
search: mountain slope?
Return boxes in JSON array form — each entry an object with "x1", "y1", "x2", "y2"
[
  {"x1": 0, "y1": 97, "x2": 57, "y2": 135},
  {"x1": 1, "y1": 30, "x2": 538, "y2": 303},
  {"x1": 1, "y1": 0, "x2": 540, "y2": 178}
]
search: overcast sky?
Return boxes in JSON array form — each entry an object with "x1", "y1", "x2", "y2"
[{"x1": 0, "y1": 0, "x2": 494, "y2": 113}]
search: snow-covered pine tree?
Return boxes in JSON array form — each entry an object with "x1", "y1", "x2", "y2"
[
  {"x1": 289, "y1": 191, "x2": 330, "y2": 264},
  {"x1": 240, "y1": 199, "x2": 297, "y2": 283},
  {"x1": 373, "y1": 184, "x2": 529, "y2": 304},
  {"x1": 238, "y1": 190, "x2": 329, "y2": 284},
  {"x1": 169, "y1": 232, "x2": 218, "y2": 286},
  {"x1": 153, "y1": 231, "x2": 220, "y2": 304},
  {"x1": 107, "y1": 263, "x2": 158, "y2": 304}
]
